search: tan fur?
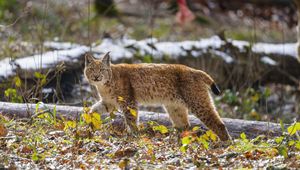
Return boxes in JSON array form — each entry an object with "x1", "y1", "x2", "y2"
[{"x1": 84, "y1": 52, "x2": 231, "y2": 141}]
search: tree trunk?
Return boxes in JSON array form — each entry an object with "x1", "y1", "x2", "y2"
[
  {"x1": 0, "y1": 102, "x2": 285, "y2": 139},
  {"x1": 295, "y1": 0, "x2": 300, "y2": 62}
]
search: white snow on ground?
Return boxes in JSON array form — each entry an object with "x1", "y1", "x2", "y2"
[
  {"x1": 155, "y1": 36, "x2": 223, "y2": 58},
  {"x1": 44, "y1": 41, "x2": 81, "y2": 50},
  {"x1": 0, "y1": 58, "x2": 14, "y2": 77},
  {"x1": 261, "y1": 56, "x2": 278, "y2": 66},
  {"x1": 92, "y1": 39, "x2": 133, "y2": 59},
  {"x1": 0, "y1": 36, "x2": 297, "y2": 78},
  {"x1": 230, "y1": 39, "x2": 250, "y2": 51},
  {"x1": 252, "y1": 43, "x2": 297, "y2": 59},
  {"x1": 15, "y1": 46, "x2": 89, "y2": 70},
  {"x1": 0, "y1": 46, "x2": 89, "y2": 77},
  {"x1": 212, "y1": 50, "x2": 234, "y2": 63}
]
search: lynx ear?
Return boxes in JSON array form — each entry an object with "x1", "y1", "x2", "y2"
[
  {"x1": 85, "y1": 53, "x2": 95, "y2": 65},
  {"x1": 101, "y1": 52, "x2": 111, "y2": 66}
]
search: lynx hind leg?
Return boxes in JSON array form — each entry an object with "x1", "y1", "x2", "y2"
[
  {"x1": 164, "y1": 104, "x2": 190, "y2": 130},
  {"x1": 186, "y1": 90, "x2": 231, "y2": 141}
]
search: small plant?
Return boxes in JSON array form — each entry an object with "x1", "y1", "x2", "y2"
[
  {"x1": 180, "y1": 129, "x2": 218, "y2": 152},
  {"x1": 4, "y1": 88, "x2": 23, "y2": 103},
  {"x1": 216, "y1": 87, "x2": 271, "y2": 120},
  {"x1": 148, "y1": 121, "x2": 169, "y2": 134}
]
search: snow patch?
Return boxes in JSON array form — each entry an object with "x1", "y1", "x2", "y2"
[
  {"x1": 252, "y1": 43, "x2": 296, "y2": 59},
  {"x1": 44, "y1": 41, "x2": 80, "y2": 50},
  {"x1": 261, "y1": 56, "x2": 277, "y2": 66},
  {"x1": 92, "y1": 39, "x2": 133, "y2": 60},
  {"x1": 0, "y1": 46, "x2": 89, "y2": 77},
  {"x1": 212, "y1": 50, "x2": 234, "y2": 63},
  {"x1": 230, "y1": 39, "x2": 250, "y2": 51},
  {"x1": 0, "y1": 36, "x2": 298, "y2": 78},
  {"x1": 0, "y1": 58, "x2": 14, "y2": 77}
]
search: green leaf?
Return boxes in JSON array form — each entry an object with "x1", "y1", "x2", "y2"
[
  {"x1": 206, "y1": 130, "x2": 217, "y2": 142},
  {"x1": 240, "y1": 132, "x2": 247, "y2": 140},
  {"x1": 251, "y1": 93, "x2": 260, "y2": 102},
  {"x1": 13, "y1": 76, "x2": 21, "y2": 87},
  {"x1": 192, "y1": 126, "x2": 199, "y2": 132},
  {"x1": 53, "y1": 106, "x2": 57, "y2": 125},
  {"x1": 32, "y1": 151, "x2": 39, "y2": 161},
  {"x1": 197, "y1": 136, "x2": 210, "y2": 149},
  {"x1": 278, "y1": 146, "x2": 288, "y2": 158},
  {"x1": 288, "y1": 140, "x2": 295, "y2": 146},
  {"x1": 180, "y1": 145, "x2": 188, "y2": 153},
  {"x1": 200, "y1": 138, "x2": 209, "y2": 149},
  {"x1": 264, "y1": 87, "x2": 271, "y2": 97},
  {"x1": 41, "y1": 78, "x2": 47, "y2": 86},
  {"x1": 153, "y1": 125, "x2": 168, "y2": 134},
  {"x1": 295, "y1": 141, "x2": 300, "y2": 150},
  {"x1": 35, "y1": 102, "x2": 41, "y2": 113},
  {"x1": 287, "y1": 122, "x2": 300, "y2": 135},
  {"x1": 275, "y1": 136, "x2": 284, "y2": 144},
  {"x1": 182, "y1": 136, "x2": 192, "y2": 145},
  {"x1": 280, "y1": 120, "x2": 285, "y2": 134},
  {"x1": 34, "y1": 72, "x2": 43, "y2": 79}
]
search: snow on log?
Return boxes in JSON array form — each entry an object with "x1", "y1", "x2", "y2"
[
  {"x1": 0, "y1": 102, "x2": 284, "y2": 139},
  {"x1": 0, "y1": 36, "x2": 299, "y2": 89}
]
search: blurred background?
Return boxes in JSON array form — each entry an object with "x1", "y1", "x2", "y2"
[{"x1": 0, "y1": 0, "x2": 299, "y2": 123}]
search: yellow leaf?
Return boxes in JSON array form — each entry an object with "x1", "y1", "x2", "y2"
[
  {"x1": 288, "y1": 140, "x2": 295, "y2": 146},
  {"x1": 82, "y1": 113, "x2": 92, "y2": 124},
  {"x1": 91, "y1": 113, "x2": 102, "y2": 129},
  {"x1": 153, "y1": 125, "x2": 168, "y2": 134},
  {"x1": 65, "y1": 121, "x2": 76, "y2": 129},
  {"x1": 128, "y1": 108, "x2": 137, "y2": 117},
  {"x1": 118, "y1": 160, "x2": 127, "y2": 169},
  {"x1": 287, "y1": 122, "x2": 300, "y2": 135},
  {"x1": 118, "y1": 96, "x2": 125, "y2": 102},
  {"x1": 240, "y1": 132, "x2": 247, "y2": 140},
  {"x1": 182, "y1": 136, "x2": 192, "y2": 145},
  {"x1": 251, "y1": 93, "x2": 260, "y2": 102},
  {"x1": 192, "y1": 126, "x2": 199, "y2": 132},
  {"x1": 206, "y1": 130, "x2": 217, "y2": 142},
  {"x1": 295, "y1": 141, "x2": 300, "y2": 150},
  {"x1": 14, "y1": 76, "x2": 22, "y2": 87}
]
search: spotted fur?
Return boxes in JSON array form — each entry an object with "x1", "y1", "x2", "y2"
[{"x1": 84, "y1": 52, "x2": 231, "y2": 141}]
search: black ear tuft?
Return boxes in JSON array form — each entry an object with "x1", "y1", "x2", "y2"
[
  {"x1": 102, "y1": 52, "x2": 111, "y2": 66},
  {"x1": 85, "y1": 53, "x2": 95, "y2": 65}
]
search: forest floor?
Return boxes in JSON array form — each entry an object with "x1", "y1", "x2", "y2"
[{"x1": 0, "y1": 112, "x2": 300, "y2": 169}]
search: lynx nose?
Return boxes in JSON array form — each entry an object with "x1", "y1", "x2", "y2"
[{"x1": 93, "y1": 75, "x2": 102, "y2": 81}]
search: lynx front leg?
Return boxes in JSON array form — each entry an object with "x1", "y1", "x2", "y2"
[
  {"x1": 119, "y1": 101, "x2": 139, "y2": 133},
  {"x1": 90, "y1": 101, "x2": 114, "y2": 114}
]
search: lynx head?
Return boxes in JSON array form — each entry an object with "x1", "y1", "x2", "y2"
[{"x1": 84, "y1": 52, "x2": 112, "y2": 85}]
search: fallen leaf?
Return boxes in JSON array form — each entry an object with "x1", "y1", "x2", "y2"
[
  {"x1": 114, "y1": 147, "x2": 137, "y2": 158},
  {"x1": 0, "y1": 123, "x2": 8, "y2": 137}
]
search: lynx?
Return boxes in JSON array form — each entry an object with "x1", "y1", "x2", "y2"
[{"x1": 84, "y1": 52, "x2": 231, "y2": 141}]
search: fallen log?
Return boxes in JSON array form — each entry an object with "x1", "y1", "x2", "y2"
[{"x1": 0, "y1": 102, "x2": 285, "y2": 139}]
